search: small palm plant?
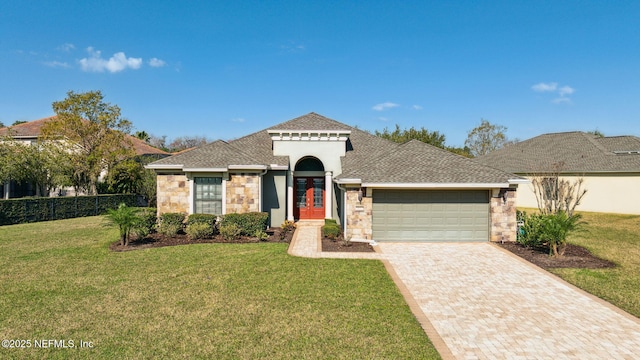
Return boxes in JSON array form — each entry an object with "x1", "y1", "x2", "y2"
[
  {"x1": 105, "y1": 203, "x2": 139, "y2": 246},
  {"x1": 540, "y1": 211, "x2": 584, "y2": 257}
]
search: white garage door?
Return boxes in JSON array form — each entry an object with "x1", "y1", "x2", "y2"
[{"x1": 372, "y1": 190, "x2": 489, "y2": 242}]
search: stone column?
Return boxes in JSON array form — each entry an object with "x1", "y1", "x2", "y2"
[
  {"x1": 287, "y1": 171, "x2": 294, "y2": 221},
  {"x1": 325, "y1": 171, "x2": 332, "y2": 219}
]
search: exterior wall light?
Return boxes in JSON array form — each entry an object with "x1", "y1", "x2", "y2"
[{"x1": 357, "y1": 188, "x2": 363, "y2": 204}]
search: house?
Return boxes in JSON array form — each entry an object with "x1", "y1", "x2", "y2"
[
  {"x1": 147, "y1": 113, "x2": 526, "y2": 242},
  {"x1": 475, "y1": 131, "x2": 640, "y2": 215},
  {"x1": 0, "y1": 116, "x2": 169, "y2": 199}
]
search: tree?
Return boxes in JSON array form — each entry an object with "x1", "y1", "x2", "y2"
[
  {"x1": 134, "y1": 130, "x2": 150, "y2": 142},
  {"x1": 375, "y1": 124, "x2": 446, "y2": 148},
  {"x1": 587, "y1": 129, "x2": 604, "y2": 138},
  {"x1": 148, "y1": 135, "x2": 168, "y2": 151},
  {"x1": 12, "y1": 120, "x2": 27, "y2": 126},
  {"x1": 105, "y1": 203, "x2": 139, "y2": 246},
  {"x1": 41, "y1": 90, "x2": 135, "y2": 195},
  {"x1": 0, "y1": 121, "x2": 5, "y2": 128},
  {"x1": 464, "y1": 119, "x2": 508, "y2": 157},
  {"x1": 530, "y1": 163, "x2": 587, "y2": 218},
  {"x1": 0, "y1": 135, "x2": 71, "y2": 196},
  {"x1": 168, "y1": 136, "x2": 208, "y2": 152}
]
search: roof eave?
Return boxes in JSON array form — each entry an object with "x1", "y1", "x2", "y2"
[{"x1": 360, "y1": 182, "x2": 511, "y2": 189}]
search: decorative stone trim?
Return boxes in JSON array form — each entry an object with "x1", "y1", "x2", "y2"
[
  {"x1": 157, "y1": 174, "x2": 190, "y2": 215},
  {"x1": 226, "y1": 173, "x2": 260, "y2": 213},
  {"x1": 345, "y1": 188, "x2": 372, "y2": 240},
  {"x1": 490, "y1": 188, "x2": 517, "y2": 242}
]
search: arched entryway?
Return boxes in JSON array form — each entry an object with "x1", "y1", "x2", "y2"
[{"x1": 294, "y1": 157, "x2": 326, "y2": 219}]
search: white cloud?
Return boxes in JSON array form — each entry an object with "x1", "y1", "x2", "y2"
[
  {"x1": 79, "y1": 47, "x2": 142, "y2": 73},
  {"x1": 232, "y1": 118, "x2": 245, "y2": 123},
  {"x1": 378, "y1": 117, "x2": 388, "y2": 122},
  {"x1": 531, "y1": 82, "x2": 558, "y2": 92},
  {"x1": 532, "y1": 82, "x2": 575, "y2": 104},
  {"x1": 149, "y1": 58, "x2": 166, "y2": 67},
  {"x1": 372, "y1": 102, "x2": 399, "y2": 111},
  {"x1": 552, "y1": 97, "x2": 572, "y2": 104},
  {"x1": 44, "y1": 61, "x2": 70, "y2": 68},
  {"x1": 412, "y1": 105, "x2": 423, "y2": 110},
  {"x1": 57, "y1": 43, "x2": 75, "y2": 52},
  {"x1": 558, "y1": 86, "x2": 575, "y2": 96}
]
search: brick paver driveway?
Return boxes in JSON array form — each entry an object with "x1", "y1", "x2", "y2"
[{"x1": 376, "y1": 243, "x2": 640, "y2": 359}]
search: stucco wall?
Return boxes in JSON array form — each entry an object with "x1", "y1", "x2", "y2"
[
  {"x1": 157, "y1": 174, "x2": 190, "y2": 215},
  {"x1": 226, "y1": 173, "x2": 260, "y2": 214},
  {"x1": 489, "y1": 188, "x2": 517, "y2": 242},
  {"x1": 263, "y1": 171, "x2": 286, "y2": 227},
  {"x1": 516, "y1": 174, "x2": 640, "y2": 214},
  {"x1": 273, "y1": 141, "x2": 345, "y2": 176}
]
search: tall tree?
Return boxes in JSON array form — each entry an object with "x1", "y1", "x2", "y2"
[
  {"x1": 0, "y1": 136, "x2": 71, "y2": 196},
  {"x1": 464, "y1": 119, "x2": 508, "y2": 157},
  {"x1": 375, "y1": 124, "x2": 446, "y2": 148},
  {"x1": 0, "y1": 121, "x2": 5, "y2": 128},
  {"x1": 41, "y1": 90, "x2": 135, "y2": 195},
  {"x1": 134, "y1": 130, "x2": 151, "y2": 142},
  {"x1": 168, "y1": 136, "x2": 208, "y2": 152}
]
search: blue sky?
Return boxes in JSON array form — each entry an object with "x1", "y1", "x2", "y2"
[{"x1": 1, "y1": 1, "x2": 639, "y2": 147}]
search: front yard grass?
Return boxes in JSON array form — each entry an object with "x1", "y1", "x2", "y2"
[
  {"x1": 0, "y1": 216, "x2": 440, "y2": 359},
  {"x1": 548, "y1": 212, "x2": 640, "y2": 318}
]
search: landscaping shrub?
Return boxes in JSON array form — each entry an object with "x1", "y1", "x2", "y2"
[
  {"x1": 254, "y1": 229, "x2": 269, "y2": 241},
  {"x1": 516, "y1": 210, "x2": 545, "y2": 248},
  {"x1": 131, "y1": 207, "x2": 157, "y2": 239},
  {"x1": 279, "y1": 220, "x2": 296, "y2": 240},
  {"x1": 158, "y1": 212, "x2": 185, "y2": 236},
  {"x1": 221, "y1": 212, "x2": 268, "y2": 236},
  {"x1": 219, "y1": 223, "x2": 241, "y2": 241},
  {"x1": 322, "y1": 219, "x2": 341, "y2": 240},
  {"x1": 0, "y1": 194, "x2": 137, "y2": 226},
  {"x1": 186, "y1": 222, "x2": 214, "y2": 239},
  {"x1": 186, "y1": 214, "x2": 217, "y2": 227}
]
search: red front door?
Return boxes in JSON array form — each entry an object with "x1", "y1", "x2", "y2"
[{"x1": 294, "y1": 177, "x2": 325, "y2": 219}]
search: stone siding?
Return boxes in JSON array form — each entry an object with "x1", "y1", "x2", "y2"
[
  {"x1": 226, "y1": 173, "x2": 260, "y2": 213},
  {"x1": 490, "y1": 188, "x2": 517, "y2": 242},
  {"x1": 345, "y1": 189, "x2": 372, "y2": 240},
  {"x1": 157, "y1": 174, "x2": 190, "y2": 215}
]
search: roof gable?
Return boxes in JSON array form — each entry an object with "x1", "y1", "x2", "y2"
[
  {"x1": 338, "y1": 139, "x2": 518, "y2": 184},
  {"x1": 476, "y1": 131, "x2": 640, "y2": 173}
]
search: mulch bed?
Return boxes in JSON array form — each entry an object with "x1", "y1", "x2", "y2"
[
  {"x1": 321, "y1": 236, "x2": 375, "y2": 253},
  {"x1": 110, "y1": 227, "x2": 294, "y2": 252},
  {"x1": 497, "y1": 242, "x2": 616, "y2": 269}
]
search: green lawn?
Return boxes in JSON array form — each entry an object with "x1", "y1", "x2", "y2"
[
  {"x1": 550, "y1": 211, "x2": 640, "y2": 317},
  {"x1": 0, "y1": 217, "x2": 440, "y2": 359}
]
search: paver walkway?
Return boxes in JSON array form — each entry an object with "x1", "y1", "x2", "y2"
[{"x1": 289, "y1": 221, "x2": 640, "y2": 359}]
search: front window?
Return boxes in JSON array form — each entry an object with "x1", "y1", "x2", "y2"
[{"x1": 194, "y1": 177, "x2": 222, "y2": 214}]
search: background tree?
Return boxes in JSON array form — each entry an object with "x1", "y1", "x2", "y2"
[
  {"x1": 587, "y1": 129, "x2": 605, "y2": 137},
  {"x1": 375, "y1": 124, "x2": 446, "y2": 148},
  {"x1": 148, "y1": 134, "x2": 168, "y2": 151},
  {"x1": 168, "y1": 136, "x2": 208, "y2": 152},
  {"x1": 12, "y1": 120, "x2": 28, "y2": 126},
  {"x1": 464, "y1": 119, "x2": 508, "y2": 157},
  {"x1": 0, "y1": 121, "x2": 5, "y2": 128},
  {"x1": 134, "y1": 130, "x2": 151, "y2": 142},
  {"x1": 41, "y1": 90, "x2": 135, "y2": 195},
  {"x1": 0, "y1": 136, "x2": 71, "y2": 196}
]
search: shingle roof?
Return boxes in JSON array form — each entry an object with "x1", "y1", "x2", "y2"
[
  {"x1": 337, "y1": 139, "x2": 518, "y2": 184},
  {"x1": 150, "y1": 112, "x2": 519, "y2": 184},
  {"x1": 150, "y1": 140, "x2": 266, "y2": 168},
  {"x1": 475, "y1": 131, "x2": 640, "y2": 173},
  {"x1": 0, "y1": 116, "x2": 169, "y2": 156}
]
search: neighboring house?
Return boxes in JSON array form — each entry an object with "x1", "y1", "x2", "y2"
[
  {"x1": 475, "y1": 131, "x2": 640, "y2": 215},
  {"x1": 147, "y1": 113, "x2": 525, "y2": 242},
  {"x1": 0, "y1": 116, "x2": 169, "y2": 199}
]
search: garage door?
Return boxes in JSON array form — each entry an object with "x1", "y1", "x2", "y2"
[{"x1": 372, "y1": 190, "x2": 489, "y2": 242}]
